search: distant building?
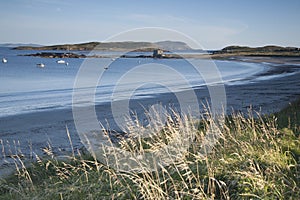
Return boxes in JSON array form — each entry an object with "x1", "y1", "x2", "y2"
[{"x1": 153, "y1": 49, "x2": 164, "y2": 58}]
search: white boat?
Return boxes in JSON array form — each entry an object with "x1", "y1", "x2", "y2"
[
  {"x1": 56, "y1": 60, "x2": 66, "y2": 64},
  {"x1": 2, "y1": 58, "x2": 7, "y2": 63},
  {"x1": 36, "y1": 63, "x2": 45, "y2": 68},
  {"x1": 57, "y1": 60, "x2": 69, "y2": 66}
]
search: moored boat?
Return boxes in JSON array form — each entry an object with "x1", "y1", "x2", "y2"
[
  {"x1": 36, "y1": 63, "x2": 45, "y2": 68},
  {"x1": 57, "y1": 60, "x2": 69, "y2": 66},
  {"x1": 56, "y1": 60, "x2": 66, "y2": 64}
]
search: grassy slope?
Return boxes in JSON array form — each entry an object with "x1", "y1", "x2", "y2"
[
  {"x1": 0, "y1": 102, "x2": 299, "y2": 199},
  {"x1": 275, "y1": 99, "x2": 300, "y2": 134}
]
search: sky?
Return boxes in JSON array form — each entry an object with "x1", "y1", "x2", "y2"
[{"x1": 0, "y1": 0, "x2": 300, "y2": 49}]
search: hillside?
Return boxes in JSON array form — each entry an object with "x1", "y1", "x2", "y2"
[
  {"x1": 214, "y1": 45, "x2": 300, "y2": 56},
  {"x1": 13, "y1": 41, "x2": 193, "y2": 51},
  {"x1": 155, "y1": 41, "x2": 191, "y2": 51}
]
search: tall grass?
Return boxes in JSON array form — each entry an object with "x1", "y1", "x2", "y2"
[{"x1": 0, "y1": 106, "x2": 299, "y2": 199}]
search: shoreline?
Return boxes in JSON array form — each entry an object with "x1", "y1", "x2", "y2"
[
  {"x1": 18, "y1": 49, "x2": 300, "y2": 61},
  {"x1": 1, "y1": 56, "x2": 300, "y2": 177}
]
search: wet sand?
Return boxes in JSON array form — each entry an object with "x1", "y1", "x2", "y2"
[{"x1": 1, "y1": 56, "x2": 300, "y2": 177}]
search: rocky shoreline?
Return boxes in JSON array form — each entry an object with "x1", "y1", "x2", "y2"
[
  {"x1": 22, "y1": 52, "x2": 87, "y2": 58},
  {"x1": 21, "y1": 51, "x2": 184, "y2": 59}
]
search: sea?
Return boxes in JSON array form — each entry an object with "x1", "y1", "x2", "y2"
[{"x1": 0, "y1": 47, "x2": 269, "y2": 118}]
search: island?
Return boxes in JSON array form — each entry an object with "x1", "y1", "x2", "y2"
[
  {"x1": 211, "y1": 45, "x2": 300, "y2": 57},
  {"x1": 13, "y1": 41, "x2": 192, "y2": 51},
  {"x1": 14, "y1": 41, "x2": 300, "y2": 60}
]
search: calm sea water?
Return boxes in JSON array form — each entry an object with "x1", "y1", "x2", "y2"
[{"x1": 0, "y1": 47, "x2": 266, "y2": 117}]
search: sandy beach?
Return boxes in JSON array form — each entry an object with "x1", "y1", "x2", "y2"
[{"x1": 1, "y1": 56, "x2": 300, "y2": 177}]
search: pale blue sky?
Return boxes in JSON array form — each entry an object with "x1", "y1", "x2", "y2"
[{"x1": 0, "y1": 0, "x2": 299, "y2": 49}]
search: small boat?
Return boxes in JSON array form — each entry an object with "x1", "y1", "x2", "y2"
[
  {"x1": 36, "y1": 63, "x2": 45, "y2": 68},
  {"x1": 104, "y1": 66, "x2": 108, "y2": 70},
  {"x1": 2, "y1": 58, "x2": 7, "y2": 63},
  {"x1": 57, "y1": 60, "x2": 69, "y2": 66},
  {"x1": 56, "y1": 60, "x2": 66, "y2": 64}
]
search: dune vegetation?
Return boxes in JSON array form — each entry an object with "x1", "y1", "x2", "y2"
[{"x1": 0, "y1": 101, "x2": 299, "y2": 199}]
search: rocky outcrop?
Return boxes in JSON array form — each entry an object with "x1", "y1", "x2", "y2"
[
  {"x1": 21, "y1": 50, "x2": 183, "y2": 59},
  {"x1": 22, "y1": 52, "x2": 87, "y2": 58}
]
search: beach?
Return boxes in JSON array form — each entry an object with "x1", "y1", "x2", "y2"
[
  {"x1": 1, "y1": 56, "x2": 300, "y2": 177},
  {"x1": 2, "y1": 1, "x2": 300, "y2": 198}
]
